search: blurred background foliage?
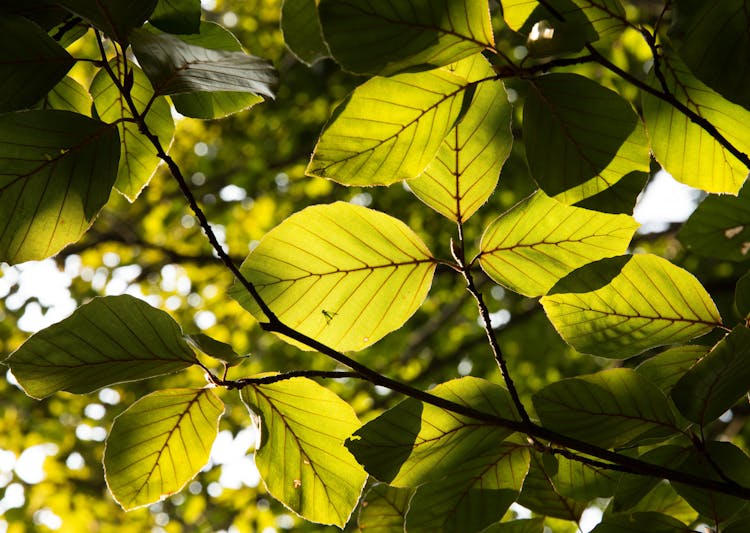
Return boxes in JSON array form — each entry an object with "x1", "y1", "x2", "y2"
[{"x1": 1, "y1": 0, "x2": 747, "y2": 531}]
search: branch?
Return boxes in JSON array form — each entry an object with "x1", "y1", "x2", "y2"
[{"x1": 213, "y1": 370, "x2": 362, "y2": 390}]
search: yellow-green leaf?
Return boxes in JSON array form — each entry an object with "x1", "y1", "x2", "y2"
[
  {"x1": 42, "y1": 76, "x2": 92, "y2": 115},
  {"x1": 306, "y1": 67, "x2": 471, "y2": 186},
  {"x1": 478, "y1": 191, "x2": 639, "y2": 297},
  {"x1": 104, "y1": 388, "x2": 224, "y2": 510},
  {"x1": 241, "y1": 377, "x2": 367, "y2": 527},
  {"x1": 409, "y1": 54, "x2": 512, "y2": 222},
  {"x1": 229, "y1": 202, "x2": 436, "y2": 352},
  {"x1": 357, "y1": 483, "x2": 414, "y2": 533},
  {"x1": 541, "y1": 254, "x2": 722, "y2": 358}
]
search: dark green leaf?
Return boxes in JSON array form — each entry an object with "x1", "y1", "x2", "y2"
[
  {"x1": 736, "y1": 269, "x2": 750, "y2": 318},
  {"x1": 357, "y1": 483, "x2": 414, "y2": 533},
  {"x1": 281, "y1": 0, "x2": 329, "y2": 65},
  {"x1": 0, "y1": 15, "x2": 74, "y2": 112},
  {"x1": 591, "y1": 512, "x2": 695, "y2": 533},
  {"x1": 544, "y1": 453, "x2": 619, "y2": 501},
  {"x1": 479, "y1": 518, "x2": 545, "y2": 533},
  {"x1": 318, "y1": 0, "x2": 494, "y2": 75},
  {"x1": 149, "y1": 0, "x2": 200, "y2": 34},
  {"x1": 0, "y1": 110, "x2": 119, "y2": 263},
  {"x1": 0, "y1": 1, "x2": 70, "y2": 31},
  {"x1": 636, "y1": 345, "x2": 707, "y2": 393},
  {"x1": 574, "y1": 171, "x2": 649, "y2": 214},
  {"x1": 671, "y1": 325, "x2": 750, "y2": 425},
  {"x1": 57, "y1": 0, "x2": 157, "y2": 43},
  {"x1": 4, "y1": 295, "x2": 197, "y2": 399},
  {"x1": 186, "y1": 333, "x2": 243, "y2": 366},
  {"x1": 517, "y1": 452, "x2": 586, "y2": 521}
]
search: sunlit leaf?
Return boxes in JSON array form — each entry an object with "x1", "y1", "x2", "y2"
[
  {"x1": 477, "y1": 190, "x2": 639, "y2": 297},
  {"x1": 671, "y1": 326, "x2": 750, "y2": 425},
  {"x1": 185, "y1": 332, "x2": 244, "y2": 367},
  {"x1": 307, "y1": 66, "x2": 472, "y2": 186},
  {"x1": 500, "y1": 0, "x2": 623, "y2": 36},
  {"x1": 678, "y1": 184, "x2": 750, "y2": 261},
  {"x1": 0, "y1": 15, "x2": 74, "y2": 112},
  {"x1": 0, "y1": 110, "x2": 119, "y2": 264},
  {"x1": 346, "y1": 377, "x2": 521, "y2": 487},
  {"x1": 4, "y1": 295, "x2": 197, "y2": 399},
  {"x1": 591, "y1": 512, "x2": 695, "y2": 533},
  {"x1": 405, "y1": 441, "x2": 530, "y2": 533},
  {"x1": 517, "y1": 452, "x2": 586, "y2": 521},
  {"x1": 131, "y1": 27, "x2": 278, "y2": 99},
  {"x1": 57, "y1": 0, "x2": 157, "y2": 43},
  {"x1": 104, "y1": 388, "x2": 224, "y2": 510},
  {"x1": 636, "y1": 345, "x2": 707, "y2": 393},
  {"x1": 544, "y1": 453, "x2": 619, "y2": 501},
  {"x1": 357, "y1": 483, "x2": 414, "y2": 533},
  {"x1": 229, "y1": 202, "x2": 436, "y2": 352},
  {"x1": 241, "y1": 377, "x2": 367, "y2": 527},
  {"x1": 480, "y1": 518, "x2": 545, "y2": 533},
  {"x1": 409, "y1": 55, "x2": 512, "y2": 222},
  {"x1": 524, "y1": 73, "x2": 649, "y2": 204},
  {"x1": 318, "y1": 0, "x2": 494, "y2": 75},
  {"x1": 281, "y1": 0, "x2": 329, "y2": 65},
  {"x1": 41, "y1": 76, "x2": 92, "y2": 115},
  {"x1": 149, "y1": 0, "x2": 200, "y2": 34},
  {"x1": 642, "y1": 54, "x2": 750, "y2": 194},
  {"x1": 90, "y1": 60, "x2": 174, "y2": 201},
  {"x1": 541, "y1": 254, "x2": 722, "y2": 358},
  {"x1": 533, "y1": 368, "x2": 678, "y2": 449}
]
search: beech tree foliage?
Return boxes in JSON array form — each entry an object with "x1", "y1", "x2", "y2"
[{"x1": 2, "y1": 1, "x2": 750, "y2": 531}]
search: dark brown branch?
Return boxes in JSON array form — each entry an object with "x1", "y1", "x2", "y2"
[{"x1": 214, "y1": 370, "x2": 361, "y2": 390}]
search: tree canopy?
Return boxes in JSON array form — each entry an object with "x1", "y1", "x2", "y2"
[{"x1": 2, "y1": 1, "x2": 750, "y2": 532}]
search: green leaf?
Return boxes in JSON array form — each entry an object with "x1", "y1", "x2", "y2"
[
  {"x1": 541, "y1": 254, "x2": 722, "y2": 358},
  {"x1": 281, "y1": 0, "x2": 329, "y2": 65},
  {"x1": 41, "y1": 76, "x2": 92, "y2": 114},
  {"x1": 678, "y1": 184, "x2": 750, "y2": 261},
  {"x1": 405, "y1": 441, "x2": 530, "y2": 533},
  {"x1": 591, "y1": 512, "x2": 694, "y2": 533},
  {"x1": 241, "y1": 377, "x2": 367, "y2": 527},
  {"x1": 57, "y1": 0, "x2": 157, "y2": 43},
  {"x1": 671, "y1": 326, "x2": 750, "y2": 425},
  {"x1": 346, "y1": 377, "x2": 521, "y2": 487},
  {"x1": 573, "y1": 170, "x2": 649, "y2": 215},
  {"x1": 672, "y1": 1, "x2": 750, "y2": 110},
  {"x1": 408, "y1": 55, "x2": 513, "y2": 222},
  {"x1": 4, "y1": 295, "x2": 197, "y2": 399},
  {"x1": 185, "y1": 333, "x2": 243, "y2": 366},
  {"x1": 130, "y1": 27, "x2": 278, "y2": 99},
  {"x1": 307, "y1": 65, "x2": 472, "y2": 186},
  {"x1": 642, "y1": 54, "x2": 750, "y2": 195},
  {"x1": 479, "y1": 518, "x2": 545, "y2": 533},
  {"x1": 736, "y1": 270, "x2": 750, "y2": 318},
  {"x1": 524, "y1": 73, "x2": 649, "y2": 204},
  {"x1": 501, "y1": 0, "x2": 625, "y2": 37},
  {"x1": 0, "y1": 1, "x2": 71, "y2": 31},
  {"x1": 149, "y1": 0, "x2": 200, "y2": 34},
  {"x1": 104, "y1": 388, "x2": 224, "y2": 510},
  {"x1": 636, "y1": 345, "x2": 707, "y2": 393},
  {"x1": 357, "y1": 483, "x2": 414, "y2": 533},
  {"x1": 544, "y1": 453, "x2": 619, "y2": 501},
  {"x1": 533, "y1": 369, "x2": 678, "y2": 449},
  {"x1": 517, "y1": 452, "x2": 586, "y2": 521},
  {"x1": 170, "y1": 22, "x2": 269, "y2": 119},
  {"x1": 90, "y1": 60, "x2": 175, "y2": 201},
  {"x1": 229, "y1": 202, "x2": 436, "y2": 352},
  {"x1": 0, "y1": 110, "x2": 120, "y2": 264},
  {"x1": 477, "y1": 190, "x2": 639, "y2": 297},
  {"x1": 0, "y1": 15, "x2": 74, "y2": 112},
  {"x1": 318, "y1": 0, "x2": 494, "y2": 75}
]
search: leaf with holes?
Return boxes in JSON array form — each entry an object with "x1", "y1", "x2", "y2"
[
  {"x1": 318, "y1": 0, "x2": 494, "y2": 75},
  {"x1": 642, "y1": 54, "x2": 750, "y2": 194},
  {"x1": 477, "y1": 190, "x2": 639, "y2": 297},
  {"x1": 524, "y1": 73, "x2": 649, "y2": 204},
  {"x1": 104, "y1": 388, "x2": 224, "y2": 510},
  {"x1": 229, "y1": 202, "x2": 436, "y2": 352},
  {"x1": 0, "y1": 110, "x2": 119, "y2": 264},
  {"x1": 281, "y1": 0, "x2": 329, "y2": 65},
  {"x1": 91, "y1": 60, "x2": 174, "y2": 201},
  {"x1": 241, "y1": 377, "x2": 367, "y2": 527},
  {"x1": 346, "y1": 377, "x2": 521, "y2": 487},
  {"x1": 533, "y1": 368, "x2": 679, "y2": 449},
  {"x1": 4, "y1": 295, "x2": 197, "y2": 399},
  {"x1": 0, "y1": 15, "x2": 74, "y2": 112},
  {"x1": 57, "y1": 0, "x2": 157, "y2": 43},
  {"x1": 409, "y1": 55, "x2": 512, "y2": 222},
  {"x1": 306, "y1": 66, "x2": 471, "y2": 186},
  {"x1": 357, "y1": 483, "x2": 414, "y2": 532},
  {"x1": 541, "y1": 254, "x2": 722, "y2": 358}
]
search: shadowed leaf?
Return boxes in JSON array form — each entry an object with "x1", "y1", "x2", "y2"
[
  {"x1": 149, "y1": 0, "x2": 200, "y2": 34},
  {"x1": 636, "y1": 345, "x2": 707, "y2": 393},
  {"x1": 518, "y1": 452, "x2": 586, "y2": 521},
  {"x1": 591, "y1": 512, "x2": 695, "y2": 532},
  {"x1": 57, "y1": 0, "x2": 157, "y2": 43},
  {"x1": 357, "y1": 483, "x2": 414, "y2": 533},
  {"x1": 281, "y1": 0, "x2": 329, "y2": 65}
]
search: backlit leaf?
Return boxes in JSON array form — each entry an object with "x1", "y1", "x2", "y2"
[
  {"x1": 409, "y1": 55, "x2": 513, "y2": 222},
  {"x1": 642, "y1": 54, "x2": 750, "y2": 194},
  {"x1": 0, "y1": 15, "x2": 74, "y2": 112},
  {"x1": 541, "y1": 254, "x2": 722, "y2": 358},
  {"x1": 524, "y1": 73, "x2": 649, "y2": 204},
  {"x1": 346, "y1": 377, "x2": 521, "y2": 487},
  {"x1": 0, "y1": 110, "x2": 119, "y2": 264},
  {"x1": 671, "y1": 326, "x2": 750, "y2": 425},
  {"x1": 90, "y1": 60, "x2": 174, "y2": 201},
  {"x1": 591, "y1": 512, "x2": 695, "y2": 533},
  {"x1": 4, "y1": 295, "x2": 197, "y2": 399},
  {"x1": 480, "y1": 518, "x2": 545, "y2": 533},
  {"x1": 533, "y1": 368, "x2": 679, "y2": 449},
  {"x1": 636, "y1": 345, "x2": 707, "y2": 393},
  {"x1": 357, "y1": 483, "x2": 414, "y2": 533},
  {"x1": 477, "y1": 190, "x2": 639, "y2": 297},
  {"x1": 281, "y1": 0, "x2": 329, "y2": 65},
  {"x1": 241, "y1": 377, "x2": 367, "y2": 527},
  {"x1": 149, "y1": 0, "x2": 200, "y2": 34},
  {"x1": 544, "y1": 453, "x2": 619, "y2": 501},
  {"x1": 229, "y1": 202, "x2": 436, "y2": 352},
  {"x1": 41, "y1": 76, "x2": 92, "y2": 114},
  {"x1": 573, "y1": 170, "x2": 649, "y2": 214},
  {"x1": 318, "y1": 0, "x2": 494, "y2": 75},
  {"x1": 500, "y1": 0, "x2": 624, "y2": 36},
  {"x1": 517, "y1": 452, "x2": 586, "y2": 521},
  {"x1": 104, "y1": 388, "x2": 224, "y2": 510},
  {"x1": 306, "y1": 66, "x2": 472, "y2": 186},
  {"x1": 57, "y1": 0, "x2": 157, "y2": 43},
  {"x1": 185, "y1": 333, "x2": 243, "y2": 366}
]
